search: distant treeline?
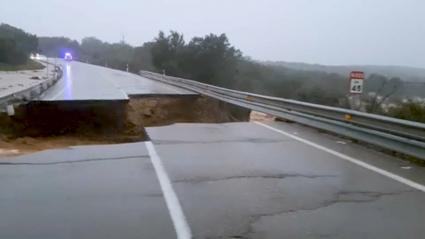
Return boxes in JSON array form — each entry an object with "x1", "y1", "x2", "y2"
[
  {"x1": 0, "y1": 24, "x2": 38, "y2": 65},
  {"x1": 264, "y1": 61, "x2": 425, "y2": 82},
  {"x1": 33, "y1": 29, "x2": 425, "y2": 123}
]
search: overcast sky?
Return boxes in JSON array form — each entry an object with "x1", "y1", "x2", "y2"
[{"x1": 1, "y1": 0, "x2": 424, "y2": 67}]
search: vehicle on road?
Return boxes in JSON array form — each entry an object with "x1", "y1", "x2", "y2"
[{"x1": 64, "y1": 53, "x2": 73, "y2": 61}]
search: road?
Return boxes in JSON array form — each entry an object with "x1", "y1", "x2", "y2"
[
  {"x1": 1, "y1": 121, "x2": 424, "y2": 238},
  {"x1": 40, "y1": 59, "x2": 195, "y2": 101}
]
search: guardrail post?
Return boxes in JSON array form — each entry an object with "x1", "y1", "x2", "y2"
[
  {"x1": 6, "y1": 105, "x2": 14, "y2": 116},
  {"x1": 46, "y1": 58, "x2": 49, "y2": 78}
]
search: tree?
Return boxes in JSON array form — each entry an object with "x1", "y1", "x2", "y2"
[
  {"x1": 38, "y1": 36, "x2": 79, "y2": 58},
  {"x1": 151, "y1": 31, "x2": 185, "y2": 76},
  {"x1": 80, "y1": 37, "x2": 106, "y2": 63},
  {"x1": 365, "y1": 74, "x2": 404, "y2": 113},
  {"x1": 179, "y1": 33, "x2": 242, "y2": 87},
  {"x1": 387, "y1": 100, "x2": 425, "y2": 123},
  {"x1": 0, "y1": 23, "x2": 38, "y2": 65},
  {"x1": 132, "y1": 42, "x2": 155, "y2": 72}
]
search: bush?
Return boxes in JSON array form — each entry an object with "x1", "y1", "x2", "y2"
[
  {"x1": 0, "y1": 39, "x2": 28, "y2": 65},
  {"x1": 387, "y1": 101, "x2": 425, "y2": 123}
]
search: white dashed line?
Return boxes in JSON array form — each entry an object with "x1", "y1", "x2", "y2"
[
  {"x1": 99, "y1": 70, "x2": 129, "y2": 99},
  {"x1": 255, "y1": 122, "x2": 425, "y2": 192},
  {"x1": 145, "y1": 142, "x2": 192, "y2": 239}
]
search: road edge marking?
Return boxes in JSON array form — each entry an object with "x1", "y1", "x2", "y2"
[
  {"x1": 254, "y1": 122, "x2": 425, "y2": 192},
  {"x1": 145, "y1": 141, "x2": 192, "y2": 239}
]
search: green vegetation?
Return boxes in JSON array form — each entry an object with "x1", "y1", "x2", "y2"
[
  {"x1": 38, "y1": 36, "x2": 80, "y2": 59},
  {"x1": 0, "y1": 59, "x2": 45, "y2": 71},
  {"x1": 265, "y1": 61, "x2": 425, "y2": 82},
  {"x1": 0, "y1": 23, "x2": 38, "y2": 66},
  {"x1": 0, "y1": 21, "x2": 422, "y2": 122},
  {"x1": 35, "y1": 28, "x2": 425, "y2": 123},
  {"x1": 387, "y1": 101, "x2": 425, "y2": 123}
]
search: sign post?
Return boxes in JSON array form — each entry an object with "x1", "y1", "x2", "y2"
[
  {"x1": 349, "y1": 71, "x2": 364, "y2": 94},
  {"x1": 348, "y1": 71, "x2": 365, "y2": 110}
]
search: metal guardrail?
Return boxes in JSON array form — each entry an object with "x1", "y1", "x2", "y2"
[
  {"x1": 139, "y1": 70, "x2": 425, "y2": 161},
  {"x1": 0, "y1": 61, "x2": 63, "y2": 112}
]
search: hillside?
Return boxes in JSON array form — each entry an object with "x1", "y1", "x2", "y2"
[{"x1": 262, "y1": 61, "x2": 425, "y2": 82}]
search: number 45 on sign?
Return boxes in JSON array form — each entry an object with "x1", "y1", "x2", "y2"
[{"x1": 349, "y1": 71, "x2": 364, "y2": 94}]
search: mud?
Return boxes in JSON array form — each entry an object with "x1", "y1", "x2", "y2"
[
  {"x1": 125, "y1": 96, "x2": 231, "y2": 128},
  {"x1": 0, "y1": 99, "x2": 146, "y2": 157},
  {"x1": 0, "y1": 137, "x2": 122, "y2": 157},
  {"x1": 0, "y1": 95, "x2": 250, "y2": 157},
  {"x1": 249, "y1": 111, "x2": 276, "y2": 122}
]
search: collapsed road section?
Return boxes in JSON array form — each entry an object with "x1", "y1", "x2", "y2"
[
  {"x1": 0, "y1": 61, "x2": 252, "y2": 157},
  {"x1": 0, "y1": 95, "x2": 251, "y2": 157}
]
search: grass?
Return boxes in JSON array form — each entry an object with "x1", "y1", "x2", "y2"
[{"x1": 0, "y1": 59, "x2": 45, "y2": 71}]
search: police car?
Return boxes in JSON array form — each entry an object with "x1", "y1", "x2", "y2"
[{"x1": 64, "y1": 53, "x2": 73, "y2": 61}]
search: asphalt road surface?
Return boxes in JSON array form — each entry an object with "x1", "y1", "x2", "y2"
[
  {"x1": 1, "y1": 121, "x2": 425, "y2": 238},
  {"x1": 40, "y1": 59, "x2": 195, "y2": 101}
]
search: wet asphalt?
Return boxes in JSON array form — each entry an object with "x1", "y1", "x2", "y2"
[
  {"x1": 1, "y1": 122, "x2": 425, "y2": 238},
  {"x1": 40, "y1": 59, "x2": 194, "y2": 101}
]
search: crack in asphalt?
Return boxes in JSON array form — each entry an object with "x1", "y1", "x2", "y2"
[
  {"x1": 335, "y1": 190, "x2": 415, "y2": 202},
  {"x1": 153, "y1": 138, "x2": 292, "y2": 145},
  {"x1": 173, "y1": 174, "x2": 338, "y2": 183},
  {"x1": 211, "y1": 236, "x2": 246, "y2": 239},
  {"x1": 0, "y1": 155, "x2": 149, "y2": 166},
  {"x1": 240, "y1": 190, "x2": 418, "y2": 238}
]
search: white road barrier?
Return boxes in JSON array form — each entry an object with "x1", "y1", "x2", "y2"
[{"x1": 0, "y1": 59, "x2": 63, "y2": 112}]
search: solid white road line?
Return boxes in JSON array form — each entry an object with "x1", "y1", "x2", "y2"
[
  {"x1": 255, "y1": 122, "x2": 425, "y2": 192},
  {"x1": 145, "y1": 142, "x2": 192, "y2": 239}
]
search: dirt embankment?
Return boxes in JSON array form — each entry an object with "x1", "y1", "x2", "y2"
[
  {"x1": 0, "y1": 95, "x2": 252, "y2": 157},
  {"x1": 249, "y1": 111, "x2": 276, "y2": 122},
  {"x1": 125, "y1": 96, "x2": 250, "y2": 128}
]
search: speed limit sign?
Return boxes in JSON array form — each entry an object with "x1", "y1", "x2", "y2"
[{"x1": 349, "y1": 71, "x2": 364, "y2": 94}]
